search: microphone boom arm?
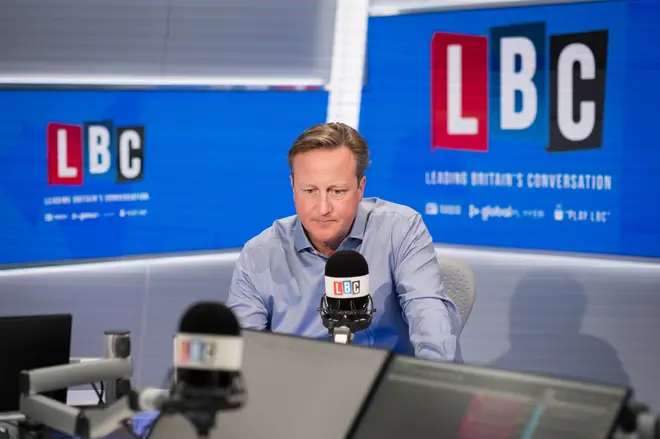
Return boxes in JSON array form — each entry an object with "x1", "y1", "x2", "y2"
[
  {"x1": 20, "y1": 392, "x2": 139, "y2": 439},
  {"x1": 20, "y1": 358, "x2": 132, "y2": 395},
  {"x1": 18, "y1": 358, "x2": 153, "y2": 439}
]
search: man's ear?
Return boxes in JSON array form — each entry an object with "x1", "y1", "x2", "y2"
[
  {"x1": 290, "y1": 174, "x2": 294, "y2": 190},
  {"x1": 358, "y1": 176, "x2": 366, "y2": 197}
]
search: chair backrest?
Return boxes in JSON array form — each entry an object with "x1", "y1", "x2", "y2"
[{"x1": 437, "y1": 255, "x2": 476, "y2": 333}]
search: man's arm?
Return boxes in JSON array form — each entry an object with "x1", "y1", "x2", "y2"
[
  {"x1": 226, "y1": 249, "x2": 269, "y2": 331},
  {"x1": 393, "y1": 213, "x2": 463, "y2": 362}
]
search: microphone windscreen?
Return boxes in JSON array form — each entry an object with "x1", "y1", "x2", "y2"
[
  {"x1": 178, "y1": 301, "x2": 241, "y2": 336},
  {"x1": 324, "y1": 251, "x2": 370, "y2": 312},
  {"x1": 175, "y1": 302, "x2": 242, "y2": 388},
  {"x1": 325, "y1": 250, "x2": 369, "y2": 277}
]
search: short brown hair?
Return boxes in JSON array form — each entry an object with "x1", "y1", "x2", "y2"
[{"x1": 287, "y1": 122, "x2": 370, "y2": 181}]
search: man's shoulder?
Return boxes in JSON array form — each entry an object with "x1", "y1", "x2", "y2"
[
  {"x1": 362, "y1": 197, "x2": 420, "y2": 224},
  {"x1": 241, "y1": 214, "x2": 297, "y2": 255}
]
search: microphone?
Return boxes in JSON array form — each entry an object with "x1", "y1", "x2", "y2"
[
  {"x1": 165, "y1": 301, "x2": 247, "y2": 437},
  {"x1": 318, "y1": 250, "x2": 376, "y2": 344}
]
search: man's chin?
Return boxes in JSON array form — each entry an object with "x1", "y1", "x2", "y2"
[
  {"x1": 309, "y1": 228, "x2": 341, "y2": 244},
  {"x1": 312, "y1": 231, "x2": 338, "y2": 242}
]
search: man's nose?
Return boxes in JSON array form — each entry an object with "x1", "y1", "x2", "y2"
[{"x1": 319, "y1": 194, "x2": 332, "y2": 216}]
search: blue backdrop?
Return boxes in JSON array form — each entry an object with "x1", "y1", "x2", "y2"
[
  {"x1": 360, "y1": 0, "x2": 660, "y2": 258},
  {"x1": 1, "y1": 0, "x2": 659, "y2": 266},
  {"x1": 0, "y1": 90, "x2": 328, "y2": 265}
]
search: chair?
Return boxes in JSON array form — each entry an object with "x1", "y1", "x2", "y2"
[{"x1": 437, "y1": 256, "x2": 476, "y2": 333}]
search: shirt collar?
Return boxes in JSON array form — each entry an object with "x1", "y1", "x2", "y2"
[{"x1": 294, "y1": 202, "x2": 368, "y2": 253}]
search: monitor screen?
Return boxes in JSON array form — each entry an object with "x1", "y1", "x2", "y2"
[
  {"x1": 0, "y1": 314, "x2": 72, "y2": 413},
  {"x1": 348, "y1": 356, "x2": 630, "y2": 439},
  {"x1": 146, "y1": 331, "x2": 392, "y2": 439}
]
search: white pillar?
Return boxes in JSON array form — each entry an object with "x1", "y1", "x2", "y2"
[{"x1": 325, "y1": 0, "x2": 370, "y2": 130}]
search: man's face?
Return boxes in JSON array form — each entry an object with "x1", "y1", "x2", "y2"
[{"x1": 291, "y1": 146, "x2": 365, "y2": 251}]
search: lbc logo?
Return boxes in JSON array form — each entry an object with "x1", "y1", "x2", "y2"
[
  {"x1": 431, "y1": 22, "x2": 608, "y2": 153},
  {"x1": 179, "y1": 340, "x2": 215, "y2": 365},
  {"x1": 47, "y1": 121, "x2": 145, "y2": 186},
  {"x1": 333, "y1": 280, "x2": 361, "y2": 297}
]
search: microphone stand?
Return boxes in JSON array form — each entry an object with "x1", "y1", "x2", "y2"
[
  {"x1": 17, "y1": 358, "x2": 149, "y2": 439},
  {"x1": 319, "y1": 295, "x2": 376, "y2": 346},
  {"x1": 330, "y1": 326, "x2": 354, "y2": 345}
]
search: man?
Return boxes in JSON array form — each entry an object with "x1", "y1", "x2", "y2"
[{"x1": 226, "y1": 122, "x2": 462, "y2": 362}]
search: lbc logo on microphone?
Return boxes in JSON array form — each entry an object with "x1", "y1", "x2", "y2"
[
  {"x1": 333, "y1": 280, "x2": 361, "y2": 297},
  {"x1": 46, "y1": 121, "x2": 145, "y2": 186},
  {"x1": 179, "y1": 339, "x2": 216, "y2": 365},
  {"x1": 431, "y1": 22, "x2": 608, "y2": 153}
]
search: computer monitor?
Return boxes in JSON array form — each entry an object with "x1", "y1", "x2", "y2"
[
  {"x1": 348, "y1": 355, "x2": 631, "y2": 439},
  {"x1": 146, "y1": 330, "x2": 393, "y2": 439},
  {"x1": 0, "y1": 314, "x2": 73, "y2": 413}
]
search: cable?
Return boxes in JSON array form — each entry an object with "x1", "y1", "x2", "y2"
[{"x1": 90, "y1": 382, "x2": 104, "y2": 405}]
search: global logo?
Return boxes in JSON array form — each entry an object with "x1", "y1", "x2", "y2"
[{"x1": 469, "y1": 204, "x2": 520, "y2": 221}]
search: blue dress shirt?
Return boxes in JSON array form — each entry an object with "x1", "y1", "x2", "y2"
[{"x1": 226, "y1": 197, "x2": 463, "y2": 362}]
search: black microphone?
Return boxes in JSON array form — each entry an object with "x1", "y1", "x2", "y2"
[
  {"x1": 163, "y1": 301, "x2": 247, "y2": 437},
  {"x1": 318, "y1": 250, "x2": 376, "y2": 344}
]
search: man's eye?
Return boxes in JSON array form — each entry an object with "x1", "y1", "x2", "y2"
[
  {"x1": 303, "y1": 189, "x2": 314, "y2": 194},
  {"x1": 333, "y1": 190, "x2": 346, "y2": 195}
]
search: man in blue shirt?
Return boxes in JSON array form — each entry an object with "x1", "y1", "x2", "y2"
[{"x1": 226, "y1": 122, "x2": 462, "y2": 362}]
